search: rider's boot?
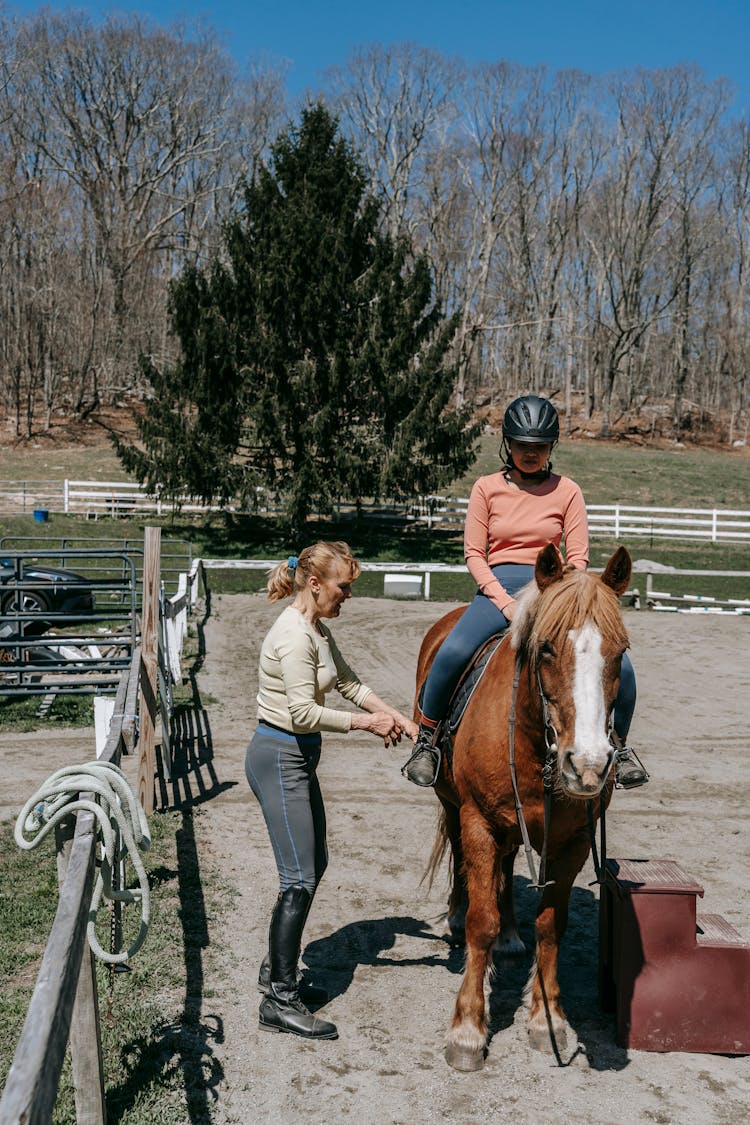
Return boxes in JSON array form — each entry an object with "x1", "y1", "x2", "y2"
[
  {"x1": 402, "y1": 719, "x2": 441, "y2": 787},
  {"x1": 613, "y1": 740, "x2": 649, "y2": 789},
  {"x1": 258, "y1": 886, "x2": 337, "y2": 1040}
]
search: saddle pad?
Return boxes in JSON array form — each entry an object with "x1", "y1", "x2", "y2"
[{"x1": 441, "y1": 631, "x2": 508, "y2": 763}]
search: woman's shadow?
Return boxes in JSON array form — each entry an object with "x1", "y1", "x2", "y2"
[{"x1": 302, "y1": 913, "x2": 465, "y2": 1000}]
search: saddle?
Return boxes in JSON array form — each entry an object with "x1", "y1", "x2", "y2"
[{"x1": 438, "y1": 631, "x2": 509, "y2": 767}]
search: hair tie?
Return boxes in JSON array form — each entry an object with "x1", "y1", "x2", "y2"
[{"x1": 287, "y1": 555, "x2": 298, "y2": 572}]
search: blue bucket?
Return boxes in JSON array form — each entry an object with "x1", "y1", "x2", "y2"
[{"x1": 33, "y1": 509, "x2": 49, "y2": 522}]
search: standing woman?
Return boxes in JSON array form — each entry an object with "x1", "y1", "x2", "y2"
[
  {"x1": 402, "y1": 394, "x2": 647, "y2": 791},
  {"x1": 247, "y1": 541, "x2": 417, "y2": 1041}
]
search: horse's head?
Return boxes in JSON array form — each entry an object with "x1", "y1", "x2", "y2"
[{"x1": 511, "y1": 544, "x2": 632, "y2": 799}]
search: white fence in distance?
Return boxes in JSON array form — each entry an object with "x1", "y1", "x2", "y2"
[
  {"x1": 1, "y1": 479, "x2": 750, "y2": 544},
  {"x1": 199, "y1": 558, "x2": 750, "y2": 615}
]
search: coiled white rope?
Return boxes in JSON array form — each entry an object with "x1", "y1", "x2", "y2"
[{"x1": 14, "y1": 761, "x2": 151, "y2": 964}]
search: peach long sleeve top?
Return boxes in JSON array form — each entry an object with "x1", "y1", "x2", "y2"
[{"x1": 463, "y1": 471, "x2": 589, "y2": 614}]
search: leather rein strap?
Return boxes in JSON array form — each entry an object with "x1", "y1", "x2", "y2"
[{"x1": 508, "y1": 651, "x2": 606, "y2": 891}]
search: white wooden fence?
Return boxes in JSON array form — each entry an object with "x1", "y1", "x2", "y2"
[
  {"x1": 1, "y1": 478, "x2": 750, "y2": 543},
  {"x1": 199, "y1": 558, "x2": 750, "y2": 614}
]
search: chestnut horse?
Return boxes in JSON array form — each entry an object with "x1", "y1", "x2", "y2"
[{"x1": 418, "y1": 544, "x2": 632, "y2": 1071}]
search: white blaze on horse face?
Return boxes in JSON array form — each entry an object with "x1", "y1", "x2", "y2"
[{"x1": 567, "y1": 622, "x2": 612, "y2": 790}]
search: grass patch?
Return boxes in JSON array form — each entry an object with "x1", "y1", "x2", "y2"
[
  {"x1": 451, "y1": 432, "x2": 750, "y2": 508},
  {"x1": 0, "y1": 694, "x2": 94, "y2": 731},
  {"x1": 0, "y1": 802, "x2": 230, "y2": 1124}
]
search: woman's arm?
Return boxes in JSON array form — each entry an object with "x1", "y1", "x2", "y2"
[
  {"x1": 562, "y1": 482, "x2": 590, "y2": 570},
  {"x1": 464, "y1": 477, "x2": 515, "y2": 614}
]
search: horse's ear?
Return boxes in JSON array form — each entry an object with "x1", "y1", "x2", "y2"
[
  {"x1": 601, "y1": 546, "x2": 632, "y2": 597},
  {"x1": 535, "y1": 542, "x2": 564, "y2": 591}
]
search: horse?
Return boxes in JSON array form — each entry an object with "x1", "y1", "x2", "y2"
[{"x1": 417, "y1": 543, "x2": 632, "y2": 1071}]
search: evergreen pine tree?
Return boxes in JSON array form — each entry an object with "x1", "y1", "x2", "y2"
[{"x1": 116, "y1": 104, "x2": 478, "y2": 528}]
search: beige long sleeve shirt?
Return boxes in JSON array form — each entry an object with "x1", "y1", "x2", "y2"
[{"x1": 256, "y1": 605, "x2": 372, "y2": 734}]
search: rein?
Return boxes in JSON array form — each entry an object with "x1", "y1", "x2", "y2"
[
  {"x1": 508, "y1": 652, "x2": 557, "y2": 890},
  {"x1": 507, "y1": 650, "x2": 608, "y2": 892}
]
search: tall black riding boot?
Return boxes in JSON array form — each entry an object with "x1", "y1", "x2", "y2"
[
  {"x1": 257, "y1": 887, "x2": 329, "y2": 1005},
  {"x1": 258, "y1": 885, "x2": 337, "y2": 1040}
]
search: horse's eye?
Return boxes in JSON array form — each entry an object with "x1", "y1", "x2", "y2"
[{"x1": 540, "y1": 641, "x2": 556, "y2": 660}]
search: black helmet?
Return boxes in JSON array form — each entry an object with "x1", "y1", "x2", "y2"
[{"x1": 502, "y1": 395, "x2": 559, "y2": 445}]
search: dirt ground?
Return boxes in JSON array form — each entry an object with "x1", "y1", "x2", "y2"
[{"x1": 3, "y1": 593, "x2": 750, "y2": 1123}]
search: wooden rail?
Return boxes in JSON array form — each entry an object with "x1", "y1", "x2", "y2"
[
  {"x1": 0, "y1": 533, "x2": 203, "y2": 1122},
  {"x1": 0, "y1": 658, "x2": 139, "y2": 1125}
]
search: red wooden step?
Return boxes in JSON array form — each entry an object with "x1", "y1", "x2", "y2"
[
  {"x1": 696, "y1": 913, "x2": 747, "y2": 946},
  {"x1": 599, "y1": 856, "x2": 750, "y2": 1054}
]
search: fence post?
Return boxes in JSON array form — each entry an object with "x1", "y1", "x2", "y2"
[
  {"x1": 138, "y1": 526, "x2": 160, "y2": 814},
  {"x1": 55, "y1": 819, "x2": 106, "y2": 1125}
]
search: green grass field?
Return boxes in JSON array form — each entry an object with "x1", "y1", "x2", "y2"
[
  {"x1": 2, "y1": 432, "x2": 749, "y2": 605},
  {"x1": 4, "y1": 430, "x2": 750, "y2": 506}
]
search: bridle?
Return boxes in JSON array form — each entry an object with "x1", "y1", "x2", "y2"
[{"x1": 508, "y1": 649, "x2": 609, "y2": 892}]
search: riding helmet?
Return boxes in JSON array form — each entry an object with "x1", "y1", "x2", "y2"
[{"x1": 502, "y1": 395, "x2": 560, "y2": 446}]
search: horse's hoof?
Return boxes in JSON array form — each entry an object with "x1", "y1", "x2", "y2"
[
  {"x1": 444, "y1": 1042, "x2": 486, "y2": 1071},
  {"x1": 527, "y1": 1023, "x2": 568, "y2": 1054}
]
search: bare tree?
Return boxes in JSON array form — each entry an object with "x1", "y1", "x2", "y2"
[
  {"x1": 327, "y1": 42, "x2": 460, "y2": 240},
  {"x1": 714, "y1": 117, "x2": 750, "y2": 443},
  {"x1": 12, "y1": 13, "x2": 247, "y2": 399},
  {"x1": 581, "y1": 69, "x2": 722, "y2": 434}
]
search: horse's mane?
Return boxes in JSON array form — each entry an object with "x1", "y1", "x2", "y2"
[{"x1": 510, "y1": 567, "x2": 629, "y2": 661}]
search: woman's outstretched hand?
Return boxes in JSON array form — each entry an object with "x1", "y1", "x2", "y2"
[{"x1": 351, "y1": 710, "x2": 417, "y2": 748}]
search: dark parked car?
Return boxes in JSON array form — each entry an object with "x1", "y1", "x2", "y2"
[{"x1": 0, "y1": 560, "x2": 95, "y2": 635}]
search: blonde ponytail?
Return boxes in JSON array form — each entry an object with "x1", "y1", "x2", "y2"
[
  {"x1": 266, "y1": 556, "x2": 300, "y2": 602},
  {"x1": 266, "y1": 542, "x2": 361, "y2": 602}
]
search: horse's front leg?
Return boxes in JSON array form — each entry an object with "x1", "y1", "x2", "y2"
[
  {"x1": 495, "y1": 847, "x2": 525, "y2": 956},
  {"x1": 445, "y1": 807, "x2": 500, "y2": 1072},
  {"x1": 527, "y1": 838, "x2": 589, "y2": 1053}
]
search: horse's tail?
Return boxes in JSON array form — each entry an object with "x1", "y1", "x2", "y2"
[{"x1": 421, "y1": 804, "x2": 450, "y2": 892}]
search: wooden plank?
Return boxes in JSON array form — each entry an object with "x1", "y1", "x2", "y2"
[
  {"x1": 0, "y1": 820, "x2": 96, "y2": 1125},
  {"x1": 70, "y1": 946, "x2": 106, "y2": 1125},
  {"x1": 137, "y1": 526, "x2": 160, "y2": 814},
  {"x1": 55, "y1": 823, "x2": 106, "y2": 1125},
  {"x1": 119, "y1": 647, "x2": 142, "y2": 756}
]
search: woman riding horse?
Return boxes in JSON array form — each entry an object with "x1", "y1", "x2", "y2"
[
  {"x1": 402, "y1": 394, "x2": 647, "y2": 790},
  {"x1": 417, "y1": 542, "x2": 633, "y2": 1069}
]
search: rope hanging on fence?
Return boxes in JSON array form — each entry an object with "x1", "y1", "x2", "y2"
[{"x1": 14, "y1": 761, "x2": 151, "y2": 964}]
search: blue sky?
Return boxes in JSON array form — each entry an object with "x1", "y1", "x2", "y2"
[{"x1": 8, "y1": 0, "x2": 750, "y2": 112}]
